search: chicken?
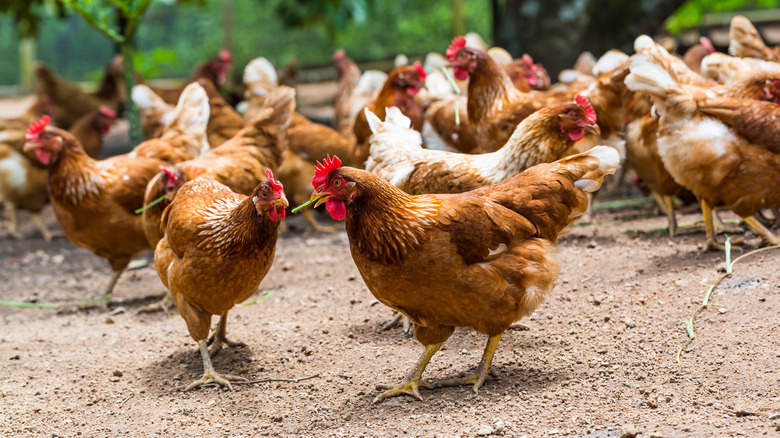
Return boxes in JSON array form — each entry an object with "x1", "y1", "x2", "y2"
[
  {"x1": 1, "y1": 107, "x2": 116, "y2": 241},
  {"x1": 444, "y1": 36, "x2": 578, "y2": 152},
  {"x1": 728, "y1": 15, "x2": 780, "y2": 62},
  {"x1": 306, "y1": 146, "x2": 618, "y2": 403},
  {"x1": 682, "y1": 37, "x2": 715, "y2": 74},
  {"x1": 352, "y1": 63, "x2": 427, "y2": 150},
  {"x1": 333, "y1": 50, "x2": 362, "y2": 138},
  {"x1": 154, "y1": 171, "x2": 287, "y2": 390},
  {"x1": 132, "y1": 84, "x2": 175, "y2": 139},
  {"x1": 23, "y1": 116, "x2": 168, "y2": 298},
  {"x1": 504, "y1": 54, "x2": 551, "y2": 92},
  {"x1": 625, "y1": 56, "x2": 780, "y2": 249},
  {"x1": 197, "y1": 79, "x2": 244, "y2": 147},
  {"x1": 421, "y1": 97, "x2": 479, "y2": 154},
  {"x1": 695, "y1": 96, "x2": 780, "y2": 151},
  {"x1": 242, "y1": 57, "x2": 279, "y2": 111},
  {"x1": 700, "y1": 52, "x2": 780, "y2": 84},
  {"x1": 131, "y1": 82, "x2": 210, "y2": 164},
  {"x1": 633, "y1": 35, "x2": 717, "y2": 88},
  {"x1": 365, "y1": 95, "x2": 599, "y2": 195},
  {"x1": 34, "y1": 60, "x2": 121, "y2": 129},
  {"x1": 69, "y1": 106, "x2": 116, "y2": 159},
  {"x1": 141, "y1": 85, "x2": 294, "y2": 248},
  {"x1": 150, "y1": 50, "x2": 233, "y2": 105}
]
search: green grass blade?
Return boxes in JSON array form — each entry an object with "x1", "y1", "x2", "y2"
[{"x1": 0, "y1": 300, "x2": 59, "y2": 309}]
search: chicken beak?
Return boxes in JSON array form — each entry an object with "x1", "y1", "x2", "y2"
[
  {"x1": 312, "y1": 192, "x2": 329, "y2": 209},
  {"x1": 276, "y1": 193, "x2": 289, "y2": 208},
  {"x1": 585, "y1": 124, "x2": 601, "y2": 136}
]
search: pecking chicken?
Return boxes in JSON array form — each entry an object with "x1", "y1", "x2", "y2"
[
  {"x1": 443, "y1": 36, "x2": 578, "y2": 152},
  {"x1": 23, "y1": 116, "x2": 168, "y2": 297},
  {"x1": 149, "y1": 50, "x2": 233, "y2": 105},
  {"x1": 365, "y1": 94, "x2": 599, "y2": 195},
  {"x1": 307, "y1": 146, "x2": 618, "y2": 403},
  {"x1": 154, "y1": 171, "x2": 287, "y2": 390},
  {"x1": 131, "y1": 82, "x2": 210, "y2": 164},
  {"x1": 626, "y1": 56, "x2": 780, "y2": 249},
  {"x1": 35, "y1": 60, "x2": 122, "y2": 129}
]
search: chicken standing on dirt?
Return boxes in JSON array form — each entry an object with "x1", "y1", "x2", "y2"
[
  {"x1": 23, "y1": 116, "x2": 168, "y2": 298},
  {"x1": 308, "y1": 147, "x2": 618, "y2": 403},
  {"x1": 154, "y1": 170, "x2": 287, "y2": 390}
]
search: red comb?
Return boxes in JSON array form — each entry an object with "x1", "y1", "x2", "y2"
[
  {"x1": 312, "y1": 155, "x2": 342, "y2": 188},
  {"x1": 446, "y1": 36, "x2": 467, "y2": 60},
  {"x1": 575, "y1": 94, "x2": 597, "y2": 124},
  {"x1": 413, "y1": 61, "x2": 427, "y2": 82},
  {"x1": 219, "y1": 49, "x2": 232, "y2": 63},
  {"x1": 266, "y1": 168, "x2": 283, "y2": 191},
  {"x1": 159, "y1": 165, "x2": 179, "y2": 184},
  {"x1": 521, "y1": 54, "x2": 534, "y2": 64},
  {"x1": 699, "y1": 36, "x2": 715, "y2": 53},
  {"x1": 26, "y1": 115, "x2": 51, "y2": 142},
  {"x1": 99, "y1": 106, "x2": 116, "y2": 120},
  {"x1": 333, "y1": 49, "x2": 345, "y2": 62}
]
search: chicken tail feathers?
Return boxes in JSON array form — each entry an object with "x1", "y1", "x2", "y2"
[
  {"x1": 165, "y1": 82, "x2": 210, "y2": 155},
  {"x1": 729, "y1": 15, "x2": 775, "y2": 61},
  {"x1": 625, "y1": 56, "x2": 696, "y2": 115},
  {"x1": 475, "y1": 146, "x2": 619, "y2": 241}
]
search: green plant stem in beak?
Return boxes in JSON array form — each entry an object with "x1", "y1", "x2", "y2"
[
  {"x1": 135, "y1": 194, "x2": 168, "y2": 214},
  {"x1": 292, "y1": 194, "x2": 323, "y2": 214}
]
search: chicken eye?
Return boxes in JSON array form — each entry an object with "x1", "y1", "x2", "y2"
[
  {"x1": 568, "y1": 110, "x2": 578, "y2": 118},
  {"x1": 261, "y1": 192, "x2": 268, "y2": 199},
  {"x1": 333, "y1": 179, "x2": 342, "y2": 187}
]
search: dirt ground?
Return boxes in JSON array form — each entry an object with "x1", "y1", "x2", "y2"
[{"x1": 1, "y1": 96, "x2": 780, "y2": 438}]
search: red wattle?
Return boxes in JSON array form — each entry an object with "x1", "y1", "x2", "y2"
[
  {"x1": 326, "y1": 199, "x2": 346, "y2": 221},
  {"x1": 267, "y1": 206, "x2": 279, "y2": 222},
  {"x1": 568, "y1": 128, "x2": 584, "y2": 142},
  {"x1": 453, "y1": 67, "x2": 469, "y2": 80},
  {"x1": 35, "y1": 147, "x2": 51, "y2": 166}
]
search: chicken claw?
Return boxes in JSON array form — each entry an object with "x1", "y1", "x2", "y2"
[
  {"x1": 137, "y1": 293, "x2": 177, "y2": 314},
  {"x1": 207, "y1": 313, "x2": 246, "y2": 357},
  {"x1": 371, "y1": 343, "x2": 441, "y2": 404},
  {"x1": 185, "y1": 339, "x2": 247, "y2": 391},
  {"x1": 373, "y1": 378, "x2": 433, "y2": 403},
  {"x1": 433, "y1": 334, "x2": 502, "y2": 394}
]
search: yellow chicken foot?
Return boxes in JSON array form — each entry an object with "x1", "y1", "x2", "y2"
[
  {"x1": 207, "y1": 313, "x2": 246, "y2": 357},
  {"x1": 702, "y1": 200, "x2": 726, "y2": 251},
  {"x1": 103, "y1": 268, "x2": 125, "y2": 299},
  {"x1": 742, "y1": 215, "x2": 780, "y2": 246},
  {"x1": 29, "y1": 213, "x2": 61, "y2": 242},
  {"x1": 185, "y1": 339, "x2": 247, "y2": 391},
  {"x1": 433, "y1": 333, "x2": 502, "y2": 394},
  {"x1": 137, "y1": 293, "x2": 177, "y2": 314},
  {"x1": 302, "y1": 210, "x2": 336, "y2": 233},
  {"x1": 6, "y1": 205, "x2": 22, "y2": 239},
  {"x1": 662, "y1": 195, "x2": 677, "y2": 238},
  {"x1": 372, "y1": 343, "x2": 441, "y2": 404}
]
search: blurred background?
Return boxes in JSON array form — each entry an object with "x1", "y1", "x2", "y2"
[{"x1": 1, "y1": 0, "x2": 780, "y2": 93}]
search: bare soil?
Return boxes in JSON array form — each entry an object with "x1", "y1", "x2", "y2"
[{"x1": 1, "y1": 96, "x2": 779, "y2": 438}]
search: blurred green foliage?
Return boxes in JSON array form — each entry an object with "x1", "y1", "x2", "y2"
[
  {"x1": 0, "y1": 0, "x2": 489, "y2": 86},
  {"x1": 666, "y1": 0, "x2": 780, "y2": 33}
]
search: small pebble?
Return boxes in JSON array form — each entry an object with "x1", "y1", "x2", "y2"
[
  {"x1": 476, "y1": 425, "x2": 493, "y2": 436},
  {"x1": 620, "y1": 423, "x2": 639, "y2": 438}
]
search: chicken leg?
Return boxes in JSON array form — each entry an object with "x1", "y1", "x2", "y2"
[
  {"x1": 702, "y1": 199, "x2": 726, "y2": 251},
  {"x1": 207, "y1": 312, "x2": 246, "y2": 357},
  {"x1": 185, "y1": 339, "x2": 248, "y2": 391},
  {"x1": 742, "y1": 215, "x2": 780, "y2": 246},
  {"x1": 29, "y1": 212, "x2": 60, "y2": 242},
  {"x1": 137, "y1": 293, "x2": 177, "y2": 314},
  {"x1": 433, "y1": 333, "x2": 502, "y2": 393},
  {"x1": 372, "y1": 343, "x2": 440, "y2": 404},
  {"x1": 6, "y1": 205, "x2": 22, "y2": 240},
  {"x1": 662, "y1": 195, "x2": 677, "y2": 238}
]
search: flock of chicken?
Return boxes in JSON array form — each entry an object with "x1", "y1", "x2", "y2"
[{"x1": 2, "y1": 15, "x2": 780, "y2": 404}]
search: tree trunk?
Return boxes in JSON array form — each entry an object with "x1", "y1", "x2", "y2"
[
  {"x1": 491, "y1": 0, "x2": 686, "y2": 76},
  {"x1": 452, "y1": 0, "x2": 465, "y2": 37},
  {"x1": 19, "y1": 36, "x2": 36, "y2": 93},
  {"x1": 121, "y1": 42, "x2": 142, "y2": 146}
]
